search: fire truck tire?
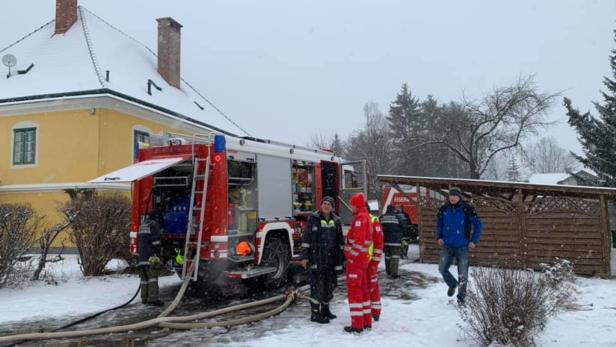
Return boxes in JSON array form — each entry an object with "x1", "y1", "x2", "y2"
[{"x1": 260, "y1": 236, "x2": 290, "y2": 289}]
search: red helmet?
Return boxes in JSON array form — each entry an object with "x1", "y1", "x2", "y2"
[{"x1": 350, "y1": 193, "x2": 367, "y2": 209}]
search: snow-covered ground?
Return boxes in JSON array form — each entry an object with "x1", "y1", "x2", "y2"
[
  {"x1": 0, "y1": 255, "x2": 182, "y2": 325},
  {"x1": 1, "y1": 249, "x2": 615, "y2": 346}
]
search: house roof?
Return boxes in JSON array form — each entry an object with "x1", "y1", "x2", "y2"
[
  {"x1": 0, "y1": 6, "x2": 246, "y2": 136},
  {"x1": 527, "y1": 173, "x2": 571, "y2": 185}
]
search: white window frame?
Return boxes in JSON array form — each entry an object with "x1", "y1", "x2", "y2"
[
  {"x1": 132, "y1": 125, "x2": 152, "y2": 162},
  {"x1": 10, "y1": 121, "x2": 39, "y2": 169}
]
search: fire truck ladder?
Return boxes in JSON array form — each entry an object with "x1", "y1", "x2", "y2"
[{"x1": 181, "y1": 134, "x2": 213, "y2": 281}]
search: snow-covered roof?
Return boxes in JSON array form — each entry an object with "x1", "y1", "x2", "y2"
[
  {"x1": 527, "y1": 173, "x2": 571, "y2": 185},
  {"x1": 0, "y1": 6, "x2": 245, "y2": 136}
]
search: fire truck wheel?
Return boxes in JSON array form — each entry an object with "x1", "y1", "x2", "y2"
[{"x1": 260, "y1": 236, "x2": 290, "y2": 289}]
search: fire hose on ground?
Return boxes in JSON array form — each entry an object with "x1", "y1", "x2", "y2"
[{"x1": 0, "y1": 259, "x2": 313, "y2": 345}]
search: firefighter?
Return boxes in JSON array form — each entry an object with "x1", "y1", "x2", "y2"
[
  {"x1": 138, "y1": 210, "x2": 164, "y2": 306},
  {"x1": 300, "y1": 196, "x2": 344, "y2": 324},
  {"x1": 381, "y1": 205, "x2": 403, "y2": 278},
  {"x1": 396, "y1": 206, "x2": 412, "y2": 259},
  {"x1": 367, "y1": 204, "x2": 384, "y2": 321},
  {"x1": 343, "y1": 193, "x2": 372, "y2": 334},
  {"x1": 436, "y1": 187, "x2": 483, "y2": 305}
]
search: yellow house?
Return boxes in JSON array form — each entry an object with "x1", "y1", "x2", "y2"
[{"x1": 0, "y1": 0, "x2": 243, "y2": 247}]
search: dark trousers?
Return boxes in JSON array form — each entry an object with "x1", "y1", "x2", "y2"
[
  {"x1": 309, "y1": 266, "x2": 337, "y2": 307},
  {"x1": 139, "y1": 265, "x2": 160, "y2": 303},
  {"x1": 438, "y1": 245, "x2": 469, "y2": 301},
  {"x1": 384, "y1": 245, "x2": 401, "y2": 275}
]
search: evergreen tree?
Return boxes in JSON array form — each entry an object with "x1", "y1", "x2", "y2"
[
  {"x1": 565, "y1": 30, "x2": 616, "y2": 186},
  {"x1": 506, "y1": 154, "x2": 520, "y2": 182},
  {"x1": 331, "y1": 133, "x2": 343, "y2": 156},
  {"x1": 387, "y1": 83, "x2": 425, "y2": 175}
]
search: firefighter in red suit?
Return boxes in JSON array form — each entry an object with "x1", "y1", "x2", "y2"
[
  {"x1": 368, "y1": 206, "x2": 384, "y2": 321},
  {"x1": 344, "y1": 193, "x2": 373, "y2": 334}
]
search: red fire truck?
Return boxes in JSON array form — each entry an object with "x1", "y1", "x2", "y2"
[
  {"x1": 381, "y1": 185, "x2": 421, "y2": 242},
  {"x1": 91, "y1": 133, "x2": 364, "y2": 293}
]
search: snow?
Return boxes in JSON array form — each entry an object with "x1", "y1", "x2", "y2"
[
  {"x1": 527, "y1": 173, "x2": 570, "y2": 186},
  {"x1": 0, "y1": 255, "x2": 181, "y2": 324},
  {"x1": 1, "y1": 250, "x2": 615, "y2": 346},
  {"x1": 0, "y1": 6, "x2": 243, "y2": 135}
]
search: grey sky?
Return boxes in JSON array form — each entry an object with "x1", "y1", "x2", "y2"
[{"x1": 1, "y1": 0, "x2": 615, "y2": 154}]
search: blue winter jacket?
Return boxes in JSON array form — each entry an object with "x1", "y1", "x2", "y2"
[{"x1": 436, "y1": 201, "x2": 483, "y2": 248}]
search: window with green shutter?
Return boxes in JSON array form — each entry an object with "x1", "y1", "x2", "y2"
[{"x1": 13, "y1": 128, "x2": 36, "y2": 165}]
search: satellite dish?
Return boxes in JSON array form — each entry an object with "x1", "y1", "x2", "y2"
[{"x1": 2, "y1": 54, "x2": 17, "y2": 68}]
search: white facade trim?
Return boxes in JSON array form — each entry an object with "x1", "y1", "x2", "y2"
[{"x1": 0, "y1": 182, "x2": 131, "y2": 193}]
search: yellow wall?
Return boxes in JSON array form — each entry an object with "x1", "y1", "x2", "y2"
[
  {"x1": 97, "y1": 108, "x2": 175, "y2": 175},
  {"x1": 0, "y1": 106, "x2": 189, "y2": 248},
  {"x1": 0, "y1": 191, "x2": 72, "y2": 247},
  {"x1": 0, "y1": 109, "x2": 100, "y2": 185}
]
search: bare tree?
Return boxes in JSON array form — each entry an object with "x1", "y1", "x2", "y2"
[
  {"x1": 0, "y1": 204, "x2": 39, "y2": 287},
  {"x1": 522, "y1": 136, "x2": 580, "y2": 174},
  {"x1": 308, "y1": 131, "x2": 344, "y2": 156},
  {"x1": 431, "y1": 77, "x2": 557, "y2": 179},
  {"x1": 345, "y1": 102, "x2": 394, "y2": 198},
  {"x1": 63, "y1": 192, "x2": 132, "y2": 276},
  {"x1": 31, "y1": 211, "x2": 78, "y2": 281}
]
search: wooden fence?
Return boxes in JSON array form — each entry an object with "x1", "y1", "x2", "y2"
[{"x1": 379, "y1": 175, "x2": 616, "y2": 276}]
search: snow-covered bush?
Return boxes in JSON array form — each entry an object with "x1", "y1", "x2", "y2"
[
  {"x1": 0, "y1": 204, "x2": 38, "y2": 287},
  {"x1": 62, "y1": 192, "x2": 132, "y2": 276},
  {"x1": 539, "y1": 258, "x2": 577, "y2": 310},
  {"x1": 458, "y1": 266, "x2": 571, "y2": 347}
]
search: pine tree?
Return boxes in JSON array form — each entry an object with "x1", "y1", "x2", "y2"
[
  {"x1": 331, "y1": 133, "x2": 343, "y2": 156},
  {"x1": 506, "y1": 154, "x2": 520, "y2": 182},
  {"x1": 565, "y1": 29, "x2": 616, "y2": 186},
  {"x1": 387, "y1": 83, "x2": 425, "y2": 175}
]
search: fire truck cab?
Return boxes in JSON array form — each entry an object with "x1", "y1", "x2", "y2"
[{"x1": 91, "y1": 132, "x2": 363, "y2": 294}]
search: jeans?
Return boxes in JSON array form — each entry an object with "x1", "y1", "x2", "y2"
[{"x1": 438, "y1": 245, "x2": 469, "y2": 301}]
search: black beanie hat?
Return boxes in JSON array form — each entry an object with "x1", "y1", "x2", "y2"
[{"x1": 322, "y1": 196, "x2": 335, "y2": 209}]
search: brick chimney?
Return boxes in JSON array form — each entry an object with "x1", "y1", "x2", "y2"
[
  {"x1": 55, "y1": 0, "x2": 78, "y2": 34},
  {"x1": 157, "y1": 17, "x2": 182, "y2": 89}
]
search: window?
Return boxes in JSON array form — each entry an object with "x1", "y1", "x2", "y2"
[
  {"x1": 13, "y1": 127, "x2": 36, "y2": 165},
  {"x1": 133, "y1": 130, "x2": 151, "y2": 160}
]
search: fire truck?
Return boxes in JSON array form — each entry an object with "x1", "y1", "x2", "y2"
[
  {"x1": 381, "y1": 185, "x2": 421, "y2": 242},
  {"x1": 91, "y1": 132, "x2": 365, "y2": 293}
]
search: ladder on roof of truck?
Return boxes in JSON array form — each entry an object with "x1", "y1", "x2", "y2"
[{"x1": 182, "y1": 133, "x2": 214, "y2": 281}]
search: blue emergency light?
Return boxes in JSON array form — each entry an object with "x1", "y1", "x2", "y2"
[{"x1": 214, "y1": 134, "x2": 226, "y2": 153}]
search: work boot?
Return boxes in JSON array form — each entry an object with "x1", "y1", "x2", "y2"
[
  {"x1": 343, "y1": 326, "x2": 363, "y2": 334},
  {"x1": 390, "y1": 274, "x2": 400, "y2": 279},
  {"x1": 310, "y1": 312, "x2": 330, "y2": 324},
  {"x1": 372, "y1": 314, "x2": 380, "y2": 322},
  {"x1": 447, "y1": 286, "x2": 456, "y2": 297},
  {"x1": 310, "y1": 303, "x2": 330, "y2": 324},
  {"x1": 146, "y1": 300, "x2": 164, "y2": 307},
  {"x1": 321, "y1": 303, "x2": 337, "y2": 320}
]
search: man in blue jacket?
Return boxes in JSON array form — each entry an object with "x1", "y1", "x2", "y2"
[{"x1": 436, "y1": 187, "x2": 483, "y2": 305}]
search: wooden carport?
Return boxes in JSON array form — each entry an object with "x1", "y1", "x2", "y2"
[{"x1": 378, "y1": 175, "x2": 616, "y2": 276}]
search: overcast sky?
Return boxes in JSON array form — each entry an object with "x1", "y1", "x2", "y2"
[{"x1": 1, "y1": 0, "x2": 615, "y2": 154}]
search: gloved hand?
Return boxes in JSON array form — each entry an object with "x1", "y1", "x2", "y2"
[{"x1": 148, "y1": 256, "x2": 161, "y2": 265}]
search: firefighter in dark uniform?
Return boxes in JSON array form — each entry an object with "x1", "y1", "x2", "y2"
[
  {"x1": 300, "y1": 196, "x2": 344, "y2": 324},
  {"x1": 138, "y1": 210, "x2": 164, "y2": 306},
  {"x1": 396, "y1": 206, "x2": 412, "y2": 259},
  {"x1": 381, "y1": 205, "x2": 403, "y2": 278}
]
